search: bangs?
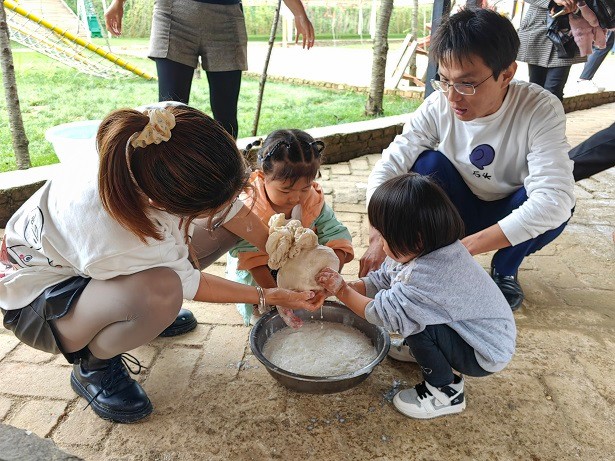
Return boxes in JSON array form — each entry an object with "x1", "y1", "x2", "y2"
[{"x1": 269, "y1": 161, "x2": 320, "y2": 186}]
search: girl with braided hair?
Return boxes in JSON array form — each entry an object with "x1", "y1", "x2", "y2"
[{"x1": 226, "y1": 129, "x2": 354, "y2": 326}]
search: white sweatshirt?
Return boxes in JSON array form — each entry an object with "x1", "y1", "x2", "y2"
[
  {"x1": 0, "y1": 165, "x2": 243, "y2": 310},
  {"x1": 367, "y1": 80, "x2": 576, "y2": 246}
]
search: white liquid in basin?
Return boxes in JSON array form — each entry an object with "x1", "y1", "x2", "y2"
[{"x1": 262, "y1": 321, "x2": 377, "y2": 377}]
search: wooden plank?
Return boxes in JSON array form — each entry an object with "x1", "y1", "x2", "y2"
[{"x1": 387, "y1": 40, "x2": 418, "y2": 89}]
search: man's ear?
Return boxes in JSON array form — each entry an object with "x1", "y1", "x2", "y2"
[{"x1": 501, "y1": 62, "x2": 517, "y2": 85}]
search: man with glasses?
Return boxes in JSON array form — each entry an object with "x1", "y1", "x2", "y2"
[{"x1": 360, "y1": 8, "x2": 575, "y2": 314}]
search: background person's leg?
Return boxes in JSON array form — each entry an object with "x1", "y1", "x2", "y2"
[
  {"x1": 528, "y1": 64, "x2": 548, "y2": 88},
  {"x1": 543, "y1": 66, "x2": 572, "y2": 101},
  {"x1": 579, "y1": 31, "x2": 614, "y2": 81},
  {"x1": 155, "y1": 58, "x2": 195, "y2": 104},
  {"x1": 569, "y1": 122, "x2": 615, "y2": 181},
  {"x1": 206, "y1": 70, "x2": 242, "y2": 138}
]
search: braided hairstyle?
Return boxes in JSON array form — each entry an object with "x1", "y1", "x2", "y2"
[{"x1": 247, "y1": 129, "x2": 325, "y2": 186}]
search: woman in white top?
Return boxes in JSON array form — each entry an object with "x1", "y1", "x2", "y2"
[{"x1": 0, "y1": 103, "x2": 322, "y2": 423}]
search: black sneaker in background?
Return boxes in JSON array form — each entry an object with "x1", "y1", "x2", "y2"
[{"x1": 159, "y1": 307, "x2": 198, "y2": 337}]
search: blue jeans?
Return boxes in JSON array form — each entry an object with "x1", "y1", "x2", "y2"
[
  {"x1": 411, "y1": 150, "x2": 572, "y2": 276},
  {"x1": 579, "y1": 30, "x2": 614, "y2": 81},
  {"x1": 405, "y1": 324, "x2": 491, "y2": 387}
]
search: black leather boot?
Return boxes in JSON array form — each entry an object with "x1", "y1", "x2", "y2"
[
  {"x1": 70, "y1": 348, "x2": 152, "y2": 423},
  {"x1": 158, "y1": 307, "x2": 198, "y2": 337}
]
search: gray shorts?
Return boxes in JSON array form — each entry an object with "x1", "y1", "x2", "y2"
[
  {"x1": 149, "y1": 0, "x2": 248, "y2": 72},
  {"x1": 1, "y1": 277, "x2": 90, "y2": 363}
]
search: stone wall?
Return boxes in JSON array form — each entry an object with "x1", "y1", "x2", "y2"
[{"x1": 0, "y1": 182, "x2": 46, "y2": 229}]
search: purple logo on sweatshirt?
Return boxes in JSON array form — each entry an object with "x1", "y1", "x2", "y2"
[{"x1": 469, "y1": 144, "x2": 495, "y2": 170}]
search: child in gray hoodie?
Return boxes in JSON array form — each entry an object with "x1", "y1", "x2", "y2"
[{"x1": 317, "y1": 173, "x2": 516, "y2": 420}]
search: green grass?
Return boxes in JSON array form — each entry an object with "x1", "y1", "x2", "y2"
[{"x1": 0, "y1": 50, "x2": 420, "y2": 173}]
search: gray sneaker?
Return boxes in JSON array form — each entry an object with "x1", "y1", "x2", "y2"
[{"x1": 387, "y1": 338, "x2": 417, "y2": 363}]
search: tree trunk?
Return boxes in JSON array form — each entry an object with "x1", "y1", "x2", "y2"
[
  {"x1": 365, "y1": 0, "x2": 394, "y2": 116},
  {"x1": 408, "y1": 0, "x2": 419, "y2": 78},
  {"x1": 252, "y1": 0, "x2": 282, "y2": 136},
  {"x1": 0, "y1": 4, "x2": 30, "y2": 169}
]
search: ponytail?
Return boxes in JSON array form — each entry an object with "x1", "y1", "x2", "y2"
[{"x1": 97, "y1": 109, "x2": 156, "y2": 242}]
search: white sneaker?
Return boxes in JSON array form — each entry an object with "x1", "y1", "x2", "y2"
[
  {"x1": 387, "y1": 338, "x2": 417, "y2": 363},
  {"x1": 574, "y1": 79, "x2": 605, "y2": 94},
  {"x1": 393, "y1": 375, "x2": 466, "y2": 419}
]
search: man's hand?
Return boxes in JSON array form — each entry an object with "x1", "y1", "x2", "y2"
[
  {"x1": 104, "y1": 0, "x2": 124, "y2": 37},
  {"x1": 359, "y1": 226, "x2": 385, "y2": 277}
]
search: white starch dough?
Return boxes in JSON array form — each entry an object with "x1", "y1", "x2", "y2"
[{"x1": 262, "y1": 321, "x2": 377, "y2": 377}]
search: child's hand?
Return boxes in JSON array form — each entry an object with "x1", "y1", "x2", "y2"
[{"x1": 316, "y1": 268, "x2": 346, "y2": 296}]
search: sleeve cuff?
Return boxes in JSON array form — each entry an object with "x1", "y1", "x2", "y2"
[
  {"x1": 497, "y1": 215, "x2": 533, "y2": 247},
  {"x1": 364, "y1": 301, "x2": 384, "y2": 327},
  {"x1": 361, "y1": 276, "x2": 379, "y2": 298}
]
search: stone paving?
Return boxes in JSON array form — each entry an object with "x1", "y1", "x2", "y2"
[{"x1": 0, "y1": 103, "x2": 614, "y2": 460}]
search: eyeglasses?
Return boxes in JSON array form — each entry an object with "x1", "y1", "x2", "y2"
[{"x1": 430, "y1": 74, "x2": 493, "y2": 96}]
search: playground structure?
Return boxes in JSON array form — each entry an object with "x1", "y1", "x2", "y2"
[{"x1": 3, "y1": 0, "x2": 154, "y2": 80}]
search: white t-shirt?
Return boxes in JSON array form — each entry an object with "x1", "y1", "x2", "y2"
[
  {"x1": 367, "y1": 80, "x2": 576, "y2": 246},
  {"x1": 0, "y1": 165, "x2": 243, "y2": 310}
]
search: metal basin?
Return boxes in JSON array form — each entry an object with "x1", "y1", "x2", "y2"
[{"x1": 250, "y1": 301, "x2": 390, "y2": 394}]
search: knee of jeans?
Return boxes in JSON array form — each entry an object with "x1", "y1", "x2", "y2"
[{"x1": 411, "y1": 150, "x2": 450, "y2": 175}]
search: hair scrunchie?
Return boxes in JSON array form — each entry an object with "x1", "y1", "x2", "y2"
[{"x1": 130, "y1": 108, "x2": 176, "y2": 149}]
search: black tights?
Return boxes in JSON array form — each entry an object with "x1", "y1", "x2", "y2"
[{"x1": 155, "y1": 58, "x2": 242, "y2": 138}]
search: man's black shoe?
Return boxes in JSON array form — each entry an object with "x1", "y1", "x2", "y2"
[
  {"x1": 71, "y1": 349, "x2": 152, "y2": 423},
  {"x1": 158, "y1": 308, "x2": 197, "y2": 337},
  {"x1": 490, "y1": 264, "x2": 524, "y2": 311}
]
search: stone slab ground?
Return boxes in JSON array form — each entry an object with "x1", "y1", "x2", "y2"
[{"x1": 0, "y1": 104, "x2": 613, "y2": 461}]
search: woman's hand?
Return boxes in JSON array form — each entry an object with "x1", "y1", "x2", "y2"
[
  {"x1": 552, "y1": 0, "x2": 577, "y2": 13},
  {"x1": 294, "y1": 15, "x2": 315, "y2": 49},
  {"x1": 104, "y1": 0, "x2": 124, "y2": 36},
  {"x1": 264, "y1": 287, "x2": 323, "y2": 311},
  {"x1": 266, "y1": 288, "x2": 325, "y2": 330},
  {"x1": 316, "y1": 268, "x2": 347, "y2": 296}
]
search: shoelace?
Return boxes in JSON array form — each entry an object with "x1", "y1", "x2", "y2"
[{"x1": 83, "y1": 353, "x2": 146, "y2": 410}]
